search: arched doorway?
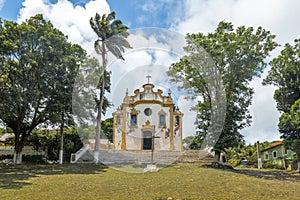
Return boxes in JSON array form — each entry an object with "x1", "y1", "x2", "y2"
[{"x1": 143, "y1": 130, "x2": 152, "y2": 150}]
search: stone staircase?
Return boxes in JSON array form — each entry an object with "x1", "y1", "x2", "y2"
[
  {"x1": 176, "y1": 150, "x2": 215, "y2": 165},
  {"x1": 71, "y1": 148, "x2": 215, "y2": 166},
  {"x1": 98, "y1": 150, "x2": 184, "y2": 165},
  {"x1": 97, "y1": 150, "x2": 215, "y2": 166},
  {"x1": 70, "y1": 144, "x2": 94, "y2": 163}
]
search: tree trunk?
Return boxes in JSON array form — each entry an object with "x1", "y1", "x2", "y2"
[
  {"x1": 94, "y1": 111, "x2": 101, "y2": 163},
  {"x1": 13, "y1": 133, "x2": 24, "y2": 164},
  {"x1": 13, "y1": 151, "x2": 22, "y2": 164},
  {"x1": 94, "y1": 41, "x2": 107, "y2": 163},
  {"x1": 59, "y1": 113, "x2": 64, "y2": 164},
  {"x1": 296, "y1": 152, "x2": 300, "y2": 173},
  {"x1": 13, "y1": 143, "x2": 23, "y2": 164},
  {"x1": 214, "y1": 150, "x2": 221, "y2": 162}
]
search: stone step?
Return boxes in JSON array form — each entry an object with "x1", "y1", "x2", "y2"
[
  {"x1": 72, "y1": 149, "x2": 215, "y2": 165},
  {"x1": 176, "y1": 150, "x2": 215, "y2": 165}
]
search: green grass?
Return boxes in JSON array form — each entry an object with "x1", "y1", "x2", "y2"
[{"x1": 0, "y1": 163, "x2": 299, "y2": 200}]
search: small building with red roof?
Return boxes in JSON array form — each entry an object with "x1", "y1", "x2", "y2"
[{"x1": 260, "y1": 140, "x2": 295, "y2": 161}]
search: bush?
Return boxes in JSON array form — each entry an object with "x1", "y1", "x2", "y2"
[
  {"x1": 29, "y1": 128, "x2": 83, "y2": 162},
  {"x1": 45, "y1": 133, "x2": 83, "y2": 162},
  {"x1": 228, "y1": 158, "x2": 241, "y2": 167},
  {"x1": 286, "y1": 155, "x2": 299, "y2": 170},
  {"x1": 262, "y1": 159, "x2": 285, "y2": 170},
  {"x1": 22, "y1": 155, "x2": 47, "y2": 164},
  {"x1": 0, "y1": 154, "x2": 13, "y2": 160}
]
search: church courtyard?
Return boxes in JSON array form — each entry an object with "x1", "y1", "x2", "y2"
[{"x1": 0, "y1": 163, "x2": 299, "y2": 200}]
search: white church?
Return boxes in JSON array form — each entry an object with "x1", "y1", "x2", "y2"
[
  {"x1": 112, "y1": 79, "x2": 183, "y2": 151},
  {"x1": 70, "y1": 78, "x2": 184, "y2": 164}
]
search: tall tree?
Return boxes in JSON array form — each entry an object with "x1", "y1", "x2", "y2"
[
  {"x1": 168, "y1": 22, "x2": 278, "y2": 158},
  {"x1": 72, "y1": 56, "x2": 111, "y2": 143},
  {"x1": 90, "y1": 11, "x2": 131, "y2": 162},
  {"x1": 264, "y1": 39, "x2": 300, "y2": 172},
  {"x1": 278, "y1": 99, "x2": 300, "y2": 172},
  {"x1": 0, "y1": 14, "x2": 86, "y2": 163},
  {"x1": 48, "y1": 45, "x2": 84, "y2": 164}
]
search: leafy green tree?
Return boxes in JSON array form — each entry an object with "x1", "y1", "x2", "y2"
[
  {"x1": 182, "y1": 136, "x2": 195, "y2": 145},
  {"x1": 72, "y1": 56, "x2": 111, "y2": 143},
  {"x1": 224, "y1": 142, "x2": 267, "y2": 167},
  {"x1": 264, "y1": 39, "x2": 300, "y2": 172},
  {"x1": 263, "y1": 40, "x2": 300, "y2": 113},
  {"x1": 90, "y1": 11, "x2": 131, "y2": 161},
  {"x1": 168, "y1": 21, "x2": 278, "y2": 159},
  {"x1": 29, "y1": 128, "x2": 82, "y2": 162},
  {"x1": 75, "y1": 118, "x2": 113, "y2": 144},
  {"x1": 0, "y1": 127, "x2": 13, "y2": 134},
  {"x1": 0, "y1": 128, "x2": 5, "y2": 134},
  {"x1": 224, "y1": 146, "x2": 241, "y2": 167},
  {"x1": 47, "y1": 38, "x2": 86, "y2": 164},
  {"x1": 278, "y1": 99, "x2": 300, "y2": 172},
  {"x1": 0, "y1": 15, "x2": 86, "y2": 163},
  {"x1": 101, "y1": 117, "x2": 113, "y2": 142}
]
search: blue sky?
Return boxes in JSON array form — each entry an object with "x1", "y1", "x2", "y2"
[
  {"x1": 1, "y1": 0, "x2": 300, "y2": 144},
  {"x1": 0, "y1": 0, "x2": 185, "y2": 28}
]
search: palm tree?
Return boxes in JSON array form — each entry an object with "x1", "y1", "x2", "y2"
[{"x1": 90, "y1": 11, "x2": 131, "y2": 162}]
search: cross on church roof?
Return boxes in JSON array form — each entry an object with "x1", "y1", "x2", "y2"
[{"x1": 146, "y1": 75, "x2": 151, "y2": 83}]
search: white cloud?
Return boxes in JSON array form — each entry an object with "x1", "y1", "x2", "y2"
[
  {"x1": 240, "y1": 73, "x2": 281, "y2": 144},
  {"x1": 141, "y1": 1, "x2": 160, "y2": 12},
  {"x1": 176, "y1": 0, "x2": 300, "y2": 45},
  {"x1": 0, "y1": 0, "x2": 5, "y2": 11},
  {"x1": 177, "y1": 95, "x2": 197, "y2": 138},
  {"x1": 18, "y1": 0, "x2": 111, "y2": 54}
]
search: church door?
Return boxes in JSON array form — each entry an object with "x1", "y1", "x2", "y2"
[{"x1": 143, "y1": 131, "x2": 152, "y2": 150}]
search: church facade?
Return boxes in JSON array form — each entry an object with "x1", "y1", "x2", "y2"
[{"x1": 112, "y1": 82, "x2": 183, "y2": 151}]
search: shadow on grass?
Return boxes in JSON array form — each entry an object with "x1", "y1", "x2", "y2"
[
  {"x1": 0, "y1": 163, "x2": 107, "y2": 190},
  {"x1": 201, "y1": 163, "x2": 300, "y2": 182},
  {"x1": 232, "y1": 168, "x2": 300, "y2": 182}
]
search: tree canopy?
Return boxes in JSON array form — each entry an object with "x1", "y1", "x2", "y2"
[
  {"x1": 263, "y1": 39, "x2": 300, "y2": 113},
  {"x1": 168, "y1": 21, "x2": 278, "y2": 156},
  {"x1": 264, "y1": 39, "x2": 300, "y2": 171},
  {"x1": 0, "y1": 14, "x2": 86, "y2": 163}
]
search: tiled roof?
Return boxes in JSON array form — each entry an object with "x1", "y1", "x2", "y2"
[{"x1": 260, "y1": 140, "x2": 283, "y2": 152}]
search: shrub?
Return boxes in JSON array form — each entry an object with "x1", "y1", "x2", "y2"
[
  {"x1": 228, "y1": 158, "x2": 241, "y2": 167},
  {"x1": 22, "y1": 155, "x2": 47, "y2": 164},
  {"x1": 0, "y1": 154, "x2": 13, "y2": 160},
  {"x1": 262, "y1": 159, "x2": 285, "y2": 170}
]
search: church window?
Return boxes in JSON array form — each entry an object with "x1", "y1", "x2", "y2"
[
  {"x1": 158, "y1": 110, "x2": 166, "y2": 128},
  {"x1": 159, "y1": 114, "x2": 166, "y2": 127},
  {"x1": 175, "y1": 116, "x2": 180, "y2": 126},
  {"x1": 130, "y1": 108, "x2": 138, "y2": 127},
  {"x1": 144, "y1": 108, "x2": 152, "y2": 116},
  {"x1": 131, "y1": 114, "x2": 137, "y2": 126},
  {"x1": 117, "y1": 116, "x2": 121, "y2": 125}
]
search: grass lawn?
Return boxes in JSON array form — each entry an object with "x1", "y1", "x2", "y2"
[{"x1": 0, "y1": 163, "x2": 299, "y2": 200}]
